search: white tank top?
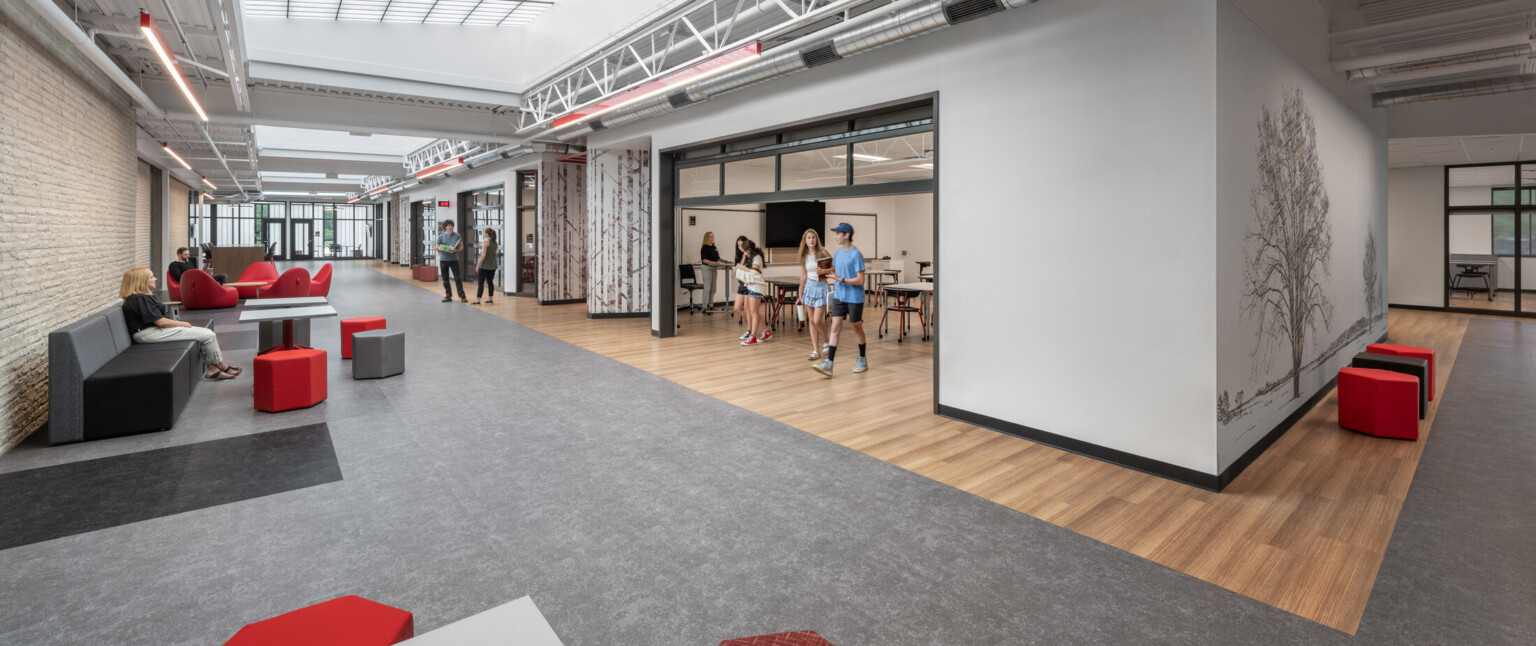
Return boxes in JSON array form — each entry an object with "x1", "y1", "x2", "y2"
[{"x1": 805, "y1": 255, "x2": 821, "y2": 284}]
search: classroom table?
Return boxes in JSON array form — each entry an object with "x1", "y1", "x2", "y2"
[
  {"x1": 1449, "y1": 256, "x2": 1496, "y2": 301},
  {"x1": 238, "y1": 305, "x2": 338, "y2": 353},
  {"x1": 767, "y1": 277, "x2": 801, "y2": 331},
  {"x1": 882, "y1": 282, "x2": 934, "y2": 342},
  {"x1": 865, "y1": 269, "x2": 901, "y2": 304},
  {"x1": 241, "y1": 296, "x2": 329, "y2": 308}
]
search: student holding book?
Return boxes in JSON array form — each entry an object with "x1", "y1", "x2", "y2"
[
  {"x1": 798, "y1": 228, "x2": 833, "y2": 360},
  {"x1": 813, "y1": 222, "x2": 868, "y2": 376}
]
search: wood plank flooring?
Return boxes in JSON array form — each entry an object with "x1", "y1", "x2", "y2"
[{"x1": 369, "y1": 262, "x2": 1482, "y2": 634}]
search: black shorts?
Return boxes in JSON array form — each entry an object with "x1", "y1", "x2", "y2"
[
  {"x1": 830, "y1": 300, "x2": 864, "y2": 323},
  {"x1": 737, "y1": 283, "x2": 748, "y2": 295}
]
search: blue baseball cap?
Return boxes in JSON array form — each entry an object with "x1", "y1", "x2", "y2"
[{"x1": 831, "y1": 222, "x2": 854, "y2": 234}]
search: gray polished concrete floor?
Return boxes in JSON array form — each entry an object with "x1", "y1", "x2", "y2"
[{"x1": 0, "y1": 262, "x2": 1529, "y2": 644}]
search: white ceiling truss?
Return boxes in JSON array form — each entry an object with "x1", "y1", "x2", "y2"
[
  {"x1": 515, "y1": 0, "x2": 901, "y2": 131},
  {"x1": 404, "y1": 139, "x2": 490, "y2": 173},
  {"x1": 242, "y1": 0, "x2": 558, "y2": 27},
  {"x1": 1328, "y1": 0, "x2": 1536, "y2": 106},
  {"x1": 248, "y1": 78, "x2": 518, "y2": 115}
]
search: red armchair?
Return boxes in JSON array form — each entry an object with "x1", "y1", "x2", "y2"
[
  {"x1": 310, "y1": 263, "x2": 333, "y2": 297},
  {"x1": 180, "y1": 269, "x2": 238, "y2": 309},
  {"x1": 165, "y1": 269, "x2": 181, "y2": 294},
  {"x1": 234, "y1": 262, "x2": 279, "y2": 299},
  {"x1": 259, "y1": 267, "x2": 312, "y2": 299}
]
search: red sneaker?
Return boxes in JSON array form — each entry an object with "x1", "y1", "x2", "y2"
[
  {"x1": 741, "y1": 335, "x2": 760, "y2": 346},
  {"x1": 759, "y1": 330, "x2": 773, "y2": 342}
]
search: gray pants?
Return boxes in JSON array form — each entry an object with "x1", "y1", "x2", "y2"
[
  {"x1": 133, "y1": 326, "x2": 224, "y2": 366},
  {"x1": 701, "y1": 265, "x2": 720, "y2": 308}
]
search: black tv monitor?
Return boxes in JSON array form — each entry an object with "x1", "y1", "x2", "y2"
[{"x1": 765, "y1": 201, "x2": 826, "y2": 248}]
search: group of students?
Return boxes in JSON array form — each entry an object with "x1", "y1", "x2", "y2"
[
  {"x1": 434, "y1": 219, "x2": 500, "y2": 305},
  {"x1": 700, "y1": 222, "x2": 869, "y2": 377}
]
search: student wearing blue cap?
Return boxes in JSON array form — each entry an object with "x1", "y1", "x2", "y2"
[{"x1": 813, "y1": 222, "x2": 868, "y2": 376}]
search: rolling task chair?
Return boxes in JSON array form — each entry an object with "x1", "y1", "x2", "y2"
[{"x1": 679, "y1": 264, "x2": 704, "y2": 315}]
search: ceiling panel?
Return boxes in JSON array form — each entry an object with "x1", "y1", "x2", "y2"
[{"x1": 244, "y1": 0, "x2": 558, "y2": 27}]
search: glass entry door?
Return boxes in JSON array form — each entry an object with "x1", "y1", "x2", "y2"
[
  {"x1": 292, "y1": 220, "x2": 313, "y2": 260},
  {"x1": 263, "y1": 220, "x2": 286, "y2": 260},
  {"x1": 514, "y1": 171, "x2": 537, "y2": 296}
]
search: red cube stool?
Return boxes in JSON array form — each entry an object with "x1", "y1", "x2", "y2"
[
  {"x1": 225, "y1": 595, "x2": 413, "y2": 646},
  {"x1": 254, "y1": 348, "x2": 327, "y2": 412},
  {"x1": 1337, "y1": 367, "x2": 1419, "y2": 440},
  {"x1": 412, "y1": 265, "x2": 437, "y2": 282},
  {"x1": 1367, "y1": 343, "x2": 1436, "y2": 400},
  {"x1": 721, "y1": 631, "x2": 835, "y2": 646},
  {"x1": 341, "y1": 317, "x2": 387, "y2": 359}
]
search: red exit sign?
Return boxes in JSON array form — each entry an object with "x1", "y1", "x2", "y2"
[{"x1": 438, "y1": 201, "x2": 452, "y2": 207}]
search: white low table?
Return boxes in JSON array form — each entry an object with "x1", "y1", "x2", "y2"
[
  {"x1": 399, "y1": 596, "x2": 563, "y2": 646},
  {"x1": 242, "y1": 296, "x2": 328, "y2": 308},
  {"x1": 239, "y1": 305, "x2": 337, "y2": 352}
]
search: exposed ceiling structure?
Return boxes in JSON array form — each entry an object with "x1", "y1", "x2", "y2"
[
  {"x1": 1328, "y1": 0, "x2": 1536, "y2": 107},
  {"x1": 1391, "y1": 134, "x2": 1536, "y2": 167},
  {"x1": 243, "y1": 0, "x2": 557, "y2": 26}
]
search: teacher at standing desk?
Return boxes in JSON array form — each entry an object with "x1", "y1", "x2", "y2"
[{"x1": 699, "y1": 232, "x2": 730, "y2": 312}]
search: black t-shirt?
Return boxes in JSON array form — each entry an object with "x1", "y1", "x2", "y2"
[
  {"x1": 168, "y1": 259, "x2": 196, "y2": 281},
  {"x1": 701, "y1": 244, "x2": 720, "y2": 263},
  {"x1": 122, "y1": 294, "x2": 167, "y2": 335}
]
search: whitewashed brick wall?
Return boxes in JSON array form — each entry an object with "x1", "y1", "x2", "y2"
[
  {"x1": 169, "y1": 179, "x2": 190, "y2": 256},
  {"x1": 0, "y1": 14, "x2": 140, "y2": 453},
  {"x1": 136, "y1": 160, "x2": 151, "y2": 268}
]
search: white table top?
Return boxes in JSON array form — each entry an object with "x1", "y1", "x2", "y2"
[
  {"x1": 885, "y1": 282, "x2": 933, "y2": 292},
  {"x1": 241, "y1": 296, "x2": 328, "y2": 308},
  {"x1": 398, "y1": 596, "x2": 563, "y2": 646},
  {"x1": 237, "y1": 305, "x2": 338, "y2": 323}
]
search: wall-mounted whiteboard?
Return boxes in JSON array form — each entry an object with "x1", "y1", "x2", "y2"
[{"x1": 825, "y1": 213, "x2": 878, "y2": 259}]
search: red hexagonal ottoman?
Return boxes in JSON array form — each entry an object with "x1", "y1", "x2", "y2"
[
  {"x1": 721, "y1": 630, "x2": 835, "y2": 646},
  {"x1": 254, "y1": 348, "x2": 327, "y2": 412},
  {"x1": 224, "y1": 595, "x2": 413, "y2": 645},
  {"x1": 1367, "y1": 343, "x2": 1436, "y2": 401},
  {"x1": 341, "y1": 316, "x2": 387, "y2": 359}
]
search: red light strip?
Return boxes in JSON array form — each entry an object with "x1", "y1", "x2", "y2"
[
  {"x1": 414, "y1": 158, "x2": 464, "y2": 179},
  {"x1": 347, "y1": 196, "x2": 362, "y2": 203},
  {"x1": 366, "y1": 183, "x2": 392, "y2": 196},
  {"x1": 551, "y1": 42, "x2": 762, "y2": 131},
  {"x1": 140, "y1": 12, "x2": 208, "y2": 121}
]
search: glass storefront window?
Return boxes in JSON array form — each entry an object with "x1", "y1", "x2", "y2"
[
  {"x1": 779, "y1": 145, "x2": 847, "y2": 189},
  {"x1": 723, "y1": 157, "x2": 774, "y2": 195},
  {"x1": 852, "y1": 132, "x2": 934, "y2": 185},
  {"x1": 679, "y1": 164, "x2": 721, "y2": 198}
]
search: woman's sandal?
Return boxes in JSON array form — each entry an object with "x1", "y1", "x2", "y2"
[
  {"x1": 223, "y1": 366, "x2": 242, "y2": 376},
  {"x1": 205, "y1": 369, "x2": 236, "y2": 381},
  {"x1": 808, "y1": 351, "x2": 821, "y2": 360},
  {"x1": 472, "y1": 300, "x2": 481, "y2": 305}
]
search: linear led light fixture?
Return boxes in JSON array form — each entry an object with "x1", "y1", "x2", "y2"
[
  {"x1": 140, "y1": 12, "x2": 208, "y2": 122},
  {"x1": 366, "y1": 183, "x2": 393, "y2": 196},
  {"x1": 414, "y1": 158, "x2": 463, "y2": 179},
  {"x1": 346, "y1": 195, "x2": 361, "y2": 204},
  {"x1": 550, "y1": 42, "x2": 763, "y2": 132},
  {"x1": 162, "y1": 143, "x2": 193, "y2": 169},
  {"x1": 834, "y1": 153, "x2": 891, "y2": 162},
  {"x1": 201, "y1": 176, "x2": 217, "y2": 190},
  {"x1": 911, "y1": 163, "x2": 934, "y2": 169}
]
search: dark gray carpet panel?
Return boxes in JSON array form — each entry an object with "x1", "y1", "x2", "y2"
[{"x1": 0, "y1": 263, "x2": 1527, "y2": 644}]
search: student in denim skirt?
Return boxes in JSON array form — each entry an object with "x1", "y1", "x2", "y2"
[{"x1": 797, "y1": 228, "x2": 833, "y2": 360}]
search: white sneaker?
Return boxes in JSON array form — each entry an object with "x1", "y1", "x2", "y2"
[
  {"x1": 813, "y1": 359, "x2": 833, "y2": 377},
  {"x1": 853, "y1": 357, "x2": 868, "y2": 373},
  {"x1": 739, "y1": 330, "x2": 753, "y2": 340}
]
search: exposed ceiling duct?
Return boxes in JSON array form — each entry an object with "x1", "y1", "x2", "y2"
[
  {"x1": 555, "y1": 0, "x2": 1038, "y2": 141},
  {"x1": 1346, "y1": 43, "x2": 1533, "y2": 81},
  {"x1": 1372, "y1": 73, "x2": 1536, "y2": 106}
]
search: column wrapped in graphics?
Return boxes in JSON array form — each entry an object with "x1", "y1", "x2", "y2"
[
  {"x1": 586, "y1": 149, "x2": 652, "y2": 315},
  {"x1": 538, "y1": 160, "x2": 588, "y2": 303}
]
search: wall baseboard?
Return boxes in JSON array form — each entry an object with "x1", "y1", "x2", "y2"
[
  {"x1": 936, "y1": 405, "x2": 1220, "y2": 491},
  {"x1": 1388, "y1": 303, "x2": 1441, "y2": 312},
  {"x1": 588, "y1": 311, "x2": 650, "y2": 319},
  {"x1": 539, "y1": 298, "x2": 584, "y2": 306}
]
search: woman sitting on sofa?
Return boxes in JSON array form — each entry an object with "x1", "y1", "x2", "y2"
[{"x1": 119, "y1": 268, "x2": 240, "y2": 381}]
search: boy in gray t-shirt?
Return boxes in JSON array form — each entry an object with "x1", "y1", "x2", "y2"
[{"x1": 436, "y1": 219, "x2": 466, "y2": 302}]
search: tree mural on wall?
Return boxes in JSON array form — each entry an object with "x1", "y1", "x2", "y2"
[
  {"x1": 1364, "y1": 227, "x2": 1383, "y2": 321},
  {"x1": 1240, "y1": 87, "x2": 1333, "y2": 401}
]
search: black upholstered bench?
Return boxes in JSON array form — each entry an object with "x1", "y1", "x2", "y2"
[{"x1": 48, "y1": 306, "x2": 212, "y2": 444}]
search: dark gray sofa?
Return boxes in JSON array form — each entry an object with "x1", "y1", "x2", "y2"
[{"x1": 48, "y1": 305, "x2": 212, "y2": 444}]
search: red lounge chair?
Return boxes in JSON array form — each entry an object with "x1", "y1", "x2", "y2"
[
  {"x1": 311, "y1": 263, "x2": 333, "y2": 297},
  {"x1": 234, "y1": 262, "x2": 279, "y2": 299},
  {"x1": 165, "y1": 268, "x2": 181, "y2": 294},
  {"x1": 259, "y1": 267, "x2": 313, "y2": 299},
  {"x1": 179, "y1": 268, "x2": 238, "y2": 309}
]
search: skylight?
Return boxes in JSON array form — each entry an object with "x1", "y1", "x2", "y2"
[{"x1": 244, "y1": 1, "x2": 557, "y2": 27}]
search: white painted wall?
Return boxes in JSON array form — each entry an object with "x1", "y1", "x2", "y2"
[
  {"x1": 513, "y1": 0, "x2": 678, "y2": 88},
  {"x1": 1449, "y1": 186, "x2": 1499, "y2": 207},
  {"x1": 1215, "y1": 2, "x2": 1387, "y2": 473},
  {"x1": 1388, "y1": 166, "x2": 1445, "y2": 307},
  {"x1": 1449, "y1": 213, "x2": 1492, "y2": 254},
  {"x1": 594, "y1": 0, "x2": 1223, "y2": 475}
]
